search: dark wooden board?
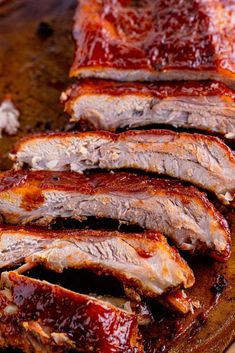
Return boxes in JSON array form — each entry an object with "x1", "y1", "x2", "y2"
[{"x1": 0, "y1": 1, "x2": 234, "y2": 352}]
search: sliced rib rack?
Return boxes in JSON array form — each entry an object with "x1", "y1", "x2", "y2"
[
  {"x1": 71, "y1": 0, "x2": 235, "y2": 87},
  {"x1": 0, "y1": 170, "x2": 230, "y2": 261},
  {"x1": 0, "y1": 271, "x2": 142, "y2": 353},
  {"x1": 11, "y1": 129, "x2": 235, "y2": 204},
  {"x1": 62, "y1": 80, "x2": 235, "y2": 137},
  {"x1": 0, "y1": 226, "x2": 195, "y2": 299}
]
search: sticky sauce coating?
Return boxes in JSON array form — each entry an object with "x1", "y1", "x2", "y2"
[
  {"x1": 0, "y1": 272, "x2": 141, "y2": 353},
  {"x1": 71, "y1": 0, "x2": 235, "y2": 77}
]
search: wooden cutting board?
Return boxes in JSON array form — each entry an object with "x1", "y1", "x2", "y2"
[{"x1": 0, "y1": 1, "x2": 234, "y2": 352}]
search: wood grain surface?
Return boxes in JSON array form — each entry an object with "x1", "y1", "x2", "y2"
[{"x1": 0, "y1": 1, "x2": 234, "y2": 352}]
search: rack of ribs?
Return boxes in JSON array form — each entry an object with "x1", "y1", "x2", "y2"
[
  {"x1": 70, "y1": 0, "x2": 235, "y2": 87},
  {"x1": 61, "y1": 80, "x2": 235, "y2": 137},
  {"x1": 0, "y1": 226, "x2": 194, "y2": 304},
  {"x1": 0, "y1": 170, "x2": 231, "y2": 261},
  {"x1": 11, "y1": 129, "x2": 235, "y2": 204}
]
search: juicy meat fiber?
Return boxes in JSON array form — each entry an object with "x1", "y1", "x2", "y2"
[
  {"x1": 0, "y1": 271, "x2": 142, "y2": 353},
  {"x1": 0, "y1": 171, "x2": 230, "y2": 261},
  {"x1": 71, "y1": 0, "x2": 235, "y2": 87},
  {"x1": 61, "y1": 80, "x2": 235, "y2": 138},
  {"x1": 0, "y1": 227, "x2": 194, "y2": 299},
  {"x1": 11, "y1": 129, "x2": 235, "y2": 204}
]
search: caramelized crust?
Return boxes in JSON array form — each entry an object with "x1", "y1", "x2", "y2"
[
  {"x1": 71, "y1": 0, "x2": 235, "y2": 86},
  {"x1": 0, "y1": 171, "x2": 231, "y2": 261},
  {"x1": 0, "y1": 169, "x2": 227, "y2": 200},
  {"x1": 0, "y1": 271, "x2": 142, "y2": 353}
]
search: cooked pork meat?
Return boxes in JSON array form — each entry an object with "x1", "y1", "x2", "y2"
[
  {"x1": 71, "y1": 0, "x2": 235, "y2": 87},
  {"x1": 61, "y1": 80, "x2": 235, "y2": 138},
  {"x1": 0, "y1": 227, "x2": 194, "y2": 300},
  {"x1": 0, "y1": 171, "x2": 230, "y2": 261},
  {"x1": 11, "y1": 129, "x2": 235, "y2": 204},
  {"x1": 0, "y1": 226, "x2": 194, "y2": 314},
  {"x1": 0, "y1": 271, "x2": 142, "y2": 353}
]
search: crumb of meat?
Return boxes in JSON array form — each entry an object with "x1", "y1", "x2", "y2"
[
  {"x1": 225, "y1": 132, "x2": 235, "y2": 139},
  {"x1": 0, "y1": 98, "x2": 20, "y2": 137}
]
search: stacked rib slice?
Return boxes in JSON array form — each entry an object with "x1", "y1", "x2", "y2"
[{"x1": 0, "y1": 1, "x2": 234, "y2": 352}]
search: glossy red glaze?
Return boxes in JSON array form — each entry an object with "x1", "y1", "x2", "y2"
[
  {"x1": 71, "y1": 0, "x2": 235, "y2": 79},
  {"x1": 0, "y1": 272, "x2": 141, "y2": 353}
]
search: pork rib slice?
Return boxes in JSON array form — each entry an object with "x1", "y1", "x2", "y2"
[
  {"x1": 0, "y1": 226, "x2": 194, "y2": 299},
  {"x1": 0, "y1": 271, "x2": 142, "y2": 353},
  {"x1": 61, "y1": 80, "x2": 235, "y2": 138},
  {"x1": 71, "y1": 0, "x2": 235, "y2": 87},
  {"x1": 0, "y1": 171, "x2": 230, "y2": 261},
  {"x1": 11, "y1": 129, "x2": 235, "y2": 204}
]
